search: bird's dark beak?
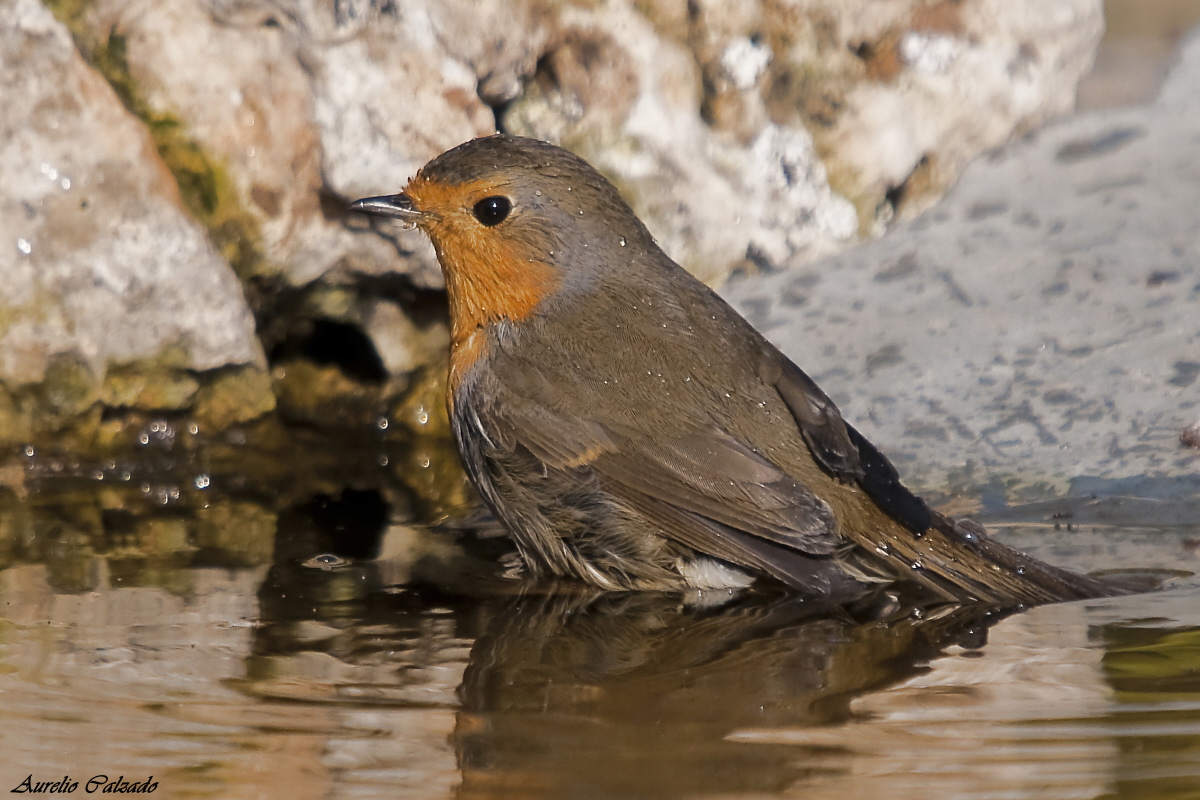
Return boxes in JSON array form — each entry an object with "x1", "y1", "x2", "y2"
[{"x1": 348, "y1": 192, "x2": 422, "y2": 223}]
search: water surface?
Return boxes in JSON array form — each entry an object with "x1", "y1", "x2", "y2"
[{"x1": 0, "y1": 437, "x2": 1197, "y2": 799}]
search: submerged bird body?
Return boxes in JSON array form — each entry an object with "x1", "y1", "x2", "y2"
[{"x1": 352, "y1": 135, "x2": 1113, "y2": 605}]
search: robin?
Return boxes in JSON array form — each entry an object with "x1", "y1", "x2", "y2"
[{"x1": 351, "y1": 134, "x2": 1116, "y2": 605}]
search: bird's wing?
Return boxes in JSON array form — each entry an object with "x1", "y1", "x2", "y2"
[
  {"x1": 485, "y1": 393, "x2": 851, "y2": 592},
  {"x1": 757, "y1": 354, "x2": 863, "y2": 482},
  {"x1": 484, "y1": 364, "x2": 843, "y2": 556},
  {"x1": 760, "y1": 351, "x2": 932, "y2": 535},
  {"x1": 589, "y1": 428, "x2": 841, "y2": 556}
]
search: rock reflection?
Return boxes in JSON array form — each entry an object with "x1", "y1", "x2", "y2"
[
  {"x1": 244, "y1": 551, "x2": 483, "y2": 799},
  {"x1": 454, "y1": 590, "x2": 1005, "y2": 800}
]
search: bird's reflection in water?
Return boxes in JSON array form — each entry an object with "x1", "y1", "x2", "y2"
[
  {"x1": 455, "y1": 589, "x2": 1007, "y2": 800},
  {"x1": 248, "y1": 518, "x2": 1010, "y2": 800}
]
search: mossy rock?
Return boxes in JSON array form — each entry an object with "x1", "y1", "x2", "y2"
[
  {"x1": 0, "y1": 384, "x2": 33, "y2": 447},
  {"x1": 390, "y1": 438, "x2": 476, "y2": 520},
  {"x1": 193, "y1": 365, "x2": 277, "y2": 431},
  {"x1": 130, "y1": 517, "x2": 195, "y2": 558},
  {"x1": 25, "y1": 353, "x2": 100, "y2": 431},
  {"x1": 196, "y1": 500, "x2": 277, "y2": 566},
  {"x1": 389, "y1": 365, "x2": 451, "y2": 438},
  {"x1": 271, "y1": 359, "x2": 385, "y2": 428},
  {"x1": 45, "y1": 9, "x2": 273, "y2": 286},
  {"x1": 101, "y1": 364, "x2": 201, "y2": 411},
  {"x1": 2, "y1": 354, "x2": 107, "y2": 450}
]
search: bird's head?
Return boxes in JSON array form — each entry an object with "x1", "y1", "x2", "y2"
[{"x1": 350, "y1": 135, "x2": 655, "y2": 340}]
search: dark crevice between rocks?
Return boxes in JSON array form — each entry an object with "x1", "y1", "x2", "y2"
[
  {"x1": 479, "y1": 77, "x2": 522, "y2": 135},
  {"x1": 353, "y1": 273, "x2": 449, "y2": 330},
  {"x1": 866, "y1": 154, "x2": 939, "y2": 232},
  {"x1": 270, "y1": 319, "x2": 388, "y2": 385},
  {"x1": 241, "y1": 270, "x2": 287, "y2": 324},
  {"x1": 257, "y1": 276, "x2": 454, "y2": 435},
  {"x1": 884, "y1": 154, "x2": 930, "y2": 217},
  {"x1": 726, "y1": 245, "x2": 781, "y2": 283},
  {"x1": 259, "y1": 274, "x2": 448, "y2": 404},
  {"x1": 883, "y1": 178, "x2": 909, "y2": 216}
]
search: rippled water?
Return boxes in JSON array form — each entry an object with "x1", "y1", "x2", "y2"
[{"x1": 0, "y1": 434, "x2": 1198, "y2": 800}]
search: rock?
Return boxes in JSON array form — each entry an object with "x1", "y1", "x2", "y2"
[
  {"x1": 5, "y1": 0, "x2": 1107, "y2": 444},
  {"x1": 800, "y1": 0, "x2": 1105, "y2": 221},
  {"x1": 0, "y1": 0, "x2": 263, "y2": 435},
  {"x1": 43, "y1": 0, "x2": 1102, "y2": 321},
  {"x1": 723, "y1": 29, "x2": 1200, "y2": 502},
  {"x1": 504, "y1": 0, "x2": 1103, "y2": 280},
  {"x1": 366, "y1": 302, "x2": 450, "y2": 380},
  {"x1": 67, "y1": 0, "x2": 534, "y2": 290},
  {"x1": 270, "y1": 359, "x2": 381, "y2": 428},
  {"x1": 389, "y1": 365, "x2": 452, "y2": 439},
  {"x1": 192, "y1": 365, "x2": 277, "y2": 430},
  {"x1": 101, "y1": 364, "x2": 202, "y2": 411},
  {"x1": 503, "y1": 3, "x2": 848, "y2": 283},
  {"x1": 23, "y1": 353, "x2": 100, "y2": 433}
]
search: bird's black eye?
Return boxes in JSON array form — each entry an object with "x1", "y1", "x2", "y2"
[{"x1": 472, "y1": 196, "x2": 512, "y2": 227}]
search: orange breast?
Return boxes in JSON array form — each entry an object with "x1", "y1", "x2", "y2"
[{"x1": 405, "y1": 175, "x2": 562, "y2": 408}]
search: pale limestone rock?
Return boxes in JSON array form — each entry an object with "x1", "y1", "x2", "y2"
[
  {"x1": 80, "y1": 0, "x2": 550, "y2": 289},
  {"x1": 66, "y1": 0, "x2": 1104, "y2": 295},
  {"x1": 824, "y1": 0, "x2": 1106, "y2": 220},
  {"x1": 720, "y1": 37, "x2": 773, "y2": 91},
  {"x1": 723, "y1": 29, "x2": 1200, "y2": 500},
  {"x1": 504, "y1": 0, "x2": 1104, "y2": 281},
  {"x1": 9, "y1": 0, "x2": 1106, "y2": 409},
  {"x1": 0, "y1": 0, "x2": 262, "y2": 389},
  {"x1": 80, "y1": 0, "x2": 421, "y2": 288},
  {"x1": 365, "y1": 302, "x2": 449, "y2": 379}
]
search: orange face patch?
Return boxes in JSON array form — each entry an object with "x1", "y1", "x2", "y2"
[{"x1": 404, "y1": 175, "x2": 561, "y2": 359}]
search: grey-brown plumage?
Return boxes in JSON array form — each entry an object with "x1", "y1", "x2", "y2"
[{"x1": 351, "y1": 135, "x2": 1120, "y2": 606}]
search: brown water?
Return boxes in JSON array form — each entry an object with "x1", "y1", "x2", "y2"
[{"x1": 1, "y1": 431, "x2": 1197, "y2": 800}]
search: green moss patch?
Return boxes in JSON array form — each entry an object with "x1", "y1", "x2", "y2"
[{"x1": 45, "y1": 2, "x2": 270, "y2": 283}]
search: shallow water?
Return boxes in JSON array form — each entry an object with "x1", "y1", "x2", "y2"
[{"x1": 0, "y1": 435, "x2": 1198, "y2": 800}]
